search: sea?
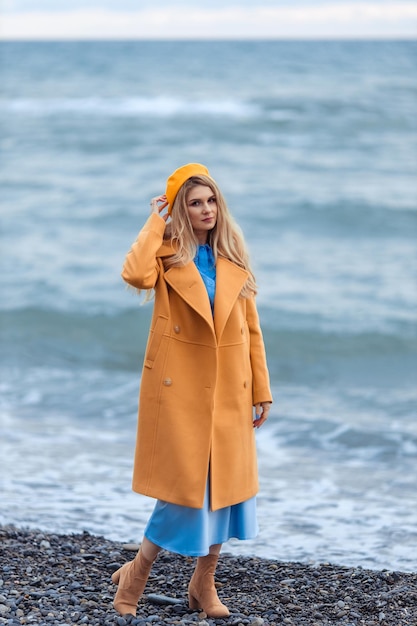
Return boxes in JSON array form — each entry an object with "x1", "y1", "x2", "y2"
[{"x1": 1, "y1": 40, "x2": 416, "y2": 573}]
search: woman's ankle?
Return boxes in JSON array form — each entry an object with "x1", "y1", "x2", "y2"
[{"x1": 140, "y1": 536, "x2": 161, "y2": 562}]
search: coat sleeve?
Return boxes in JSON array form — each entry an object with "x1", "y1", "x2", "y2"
[
  {"x1": 121, "y1": 213, "x2": 166, "y2": 289},
  {"x1": 246, "y1": 296, "x2": 273, "y2": 405}
]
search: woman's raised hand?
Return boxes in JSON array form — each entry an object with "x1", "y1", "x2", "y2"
[{"x1": 150, "y1": 195, "x2": 169, "y2": 221}]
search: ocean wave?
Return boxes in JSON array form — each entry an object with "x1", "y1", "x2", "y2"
[
  {"x1": 1, "y1": 92, "x2": 414, "y2": 125},
  {"x1": 0, "y1": 96, "x2": 261, "y2": 119},
  {"x1": 1, "y1": 307, "x2": 416, "y2": 388},
  {"x1": 268, "y1": 418, "x2": 417, "y2": 461}
]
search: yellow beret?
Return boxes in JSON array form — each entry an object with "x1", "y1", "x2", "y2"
[{"x1": 165, "y1": 163, "x2": 211, "y2": 215}]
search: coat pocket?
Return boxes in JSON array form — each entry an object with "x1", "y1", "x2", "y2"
[{"x1": 144, "y1": 315, "x2": 168, "y2": 369}]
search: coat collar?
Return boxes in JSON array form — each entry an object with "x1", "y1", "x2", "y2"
[
  {"x1": 214, "y1": 258, "x2": 248, "y2": 339},
  {"x1": 164, "y1": 257, "x2": 248, "y2": 340},
  {"x1": 165, "y1": 263, "x2": 213, "y2": 330}
]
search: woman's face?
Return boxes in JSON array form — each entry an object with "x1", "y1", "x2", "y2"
[{"x1": 186, "y1": 184, "x2": 218, "y2": 244}]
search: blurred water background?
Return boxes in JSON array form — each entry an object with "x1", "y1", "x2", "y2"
[{"x1": 1, "y1": 40, "x2": 416, "y2": 572}]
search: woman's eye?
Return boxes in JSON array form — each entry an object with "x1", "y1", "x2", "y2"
[{"x1": 208, "y1": 197, "x2": 216, "y2": 203}]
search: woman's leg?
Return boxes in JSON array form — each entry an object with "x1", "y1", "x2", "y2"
[
  {"x1": 112, "y1": 536, "x2": 161, "y2": 617},
  {"x1": 208, "y1": 542, "x2": 221, "y2": 555},
  {"x1": 140, "y1": 536, "x2": 162, "y2": 561},
  {"x1": 188, "y1": 543, "x2": 230, "y2": 618}
]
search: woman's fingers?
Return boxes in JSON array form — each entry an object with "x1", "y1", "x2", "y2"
[
  {"x1": 253, "y1": 401, "x2": 271, "y2": 428},
  {"x1": 150, "y1": 195, "x2": 169, "y2": 220},
  {"x1": 150, "y1": 195, "x2": 167, "y2": 210}
]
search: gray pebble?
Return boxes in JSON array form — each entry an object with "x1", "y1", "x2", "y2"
[
  {"x1": 122, "y1": 543, "x2": 140, "y2": 552},
  {"x1": 146, "y1": 593, "x2": 183, "y2": 605},
  {"x1": 70, "y1": 581, "x2": 81, "y2": 590}
]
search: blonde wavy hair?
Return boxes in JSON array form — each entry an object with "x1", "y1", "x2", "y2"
[{"x1": 164, "y1": 175, "x2": 257, "y2": 297}]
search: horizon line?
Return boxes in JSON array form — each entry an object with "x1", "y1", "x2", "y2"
[{"x1": 1, "y1": 35, "x2": 416, "y2": 42}]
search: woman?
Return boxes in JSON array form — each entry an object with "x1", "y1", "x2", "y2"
[{"x1": 113, "y1": 163, "x2": 272, "y2": 618}]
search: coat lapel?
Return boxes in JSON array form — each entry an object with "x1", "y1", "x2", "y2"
[
  {"x1": 165, "y1": 257, "x2": 249, "y2": 340},
  {"x1": 165, "y1": 263, "x2": 214, "y2": 330},
  {"x1": 214, "y1": 257, "x2": 249, "y2": 340}
]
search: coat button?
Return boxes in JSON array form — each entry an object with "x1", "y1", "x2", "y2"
[
  {"x1": 163, "y1": 378, "x2": 172, "y2": 386},
  {"x1": 241, "y1": 326, "x2": 245, "y2": 334},
  {"x1": 243, "y1": 380, "x2": 248, "y2": 388},
  {"x1": 174, "y1": 325, "x2": 180, "y2": 333}
]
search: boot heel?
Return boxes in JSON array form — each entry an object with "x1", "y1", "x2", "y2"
[
  {"x1": 188, "y1": 593, "x2": 200, "y2": 610},
  {"x1": 111, "y1": 567, "x2": 121, "y2": 585}
]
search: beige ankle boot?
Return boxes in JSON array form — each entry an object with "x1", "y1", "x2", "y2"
[
  {"x1": 188, "y1": 553, "x2": 230, "y2": 618},
  {"x1": 111, "y1": 548, "x2": 153, "y2": 616}
]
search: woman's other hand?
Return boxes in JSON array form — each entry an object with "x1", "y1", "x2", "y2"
[
  {"x1": 150, "y1": 195, "x2": 169, "y2": 221},
  {"x1": 253, "y1": 402, "x2": 272, "y2": 428}
]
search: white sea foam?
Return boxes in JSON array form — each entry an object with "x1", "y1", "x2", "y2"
[{"x1": 0, "y1": 96, "x2": 261, "y2": 118}]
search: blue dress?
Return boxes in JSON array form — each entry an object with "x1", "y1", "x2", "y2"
[{"x1": 144, "y1": 245, "x2": 258, "y2": 556}]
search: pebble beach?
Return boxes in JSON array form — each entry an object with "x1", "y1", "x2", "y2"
[{"x1": 1, "y1": 526, "x2": 416, "y2": 626}]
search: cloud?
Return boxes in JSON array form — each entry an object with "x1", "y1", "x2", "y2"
[{"x1": 1, "y1": 4, "x2": 417, "y2": 39}]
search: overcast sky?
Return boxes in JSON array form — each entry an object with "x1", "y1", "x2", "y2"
[{"x1": 2, "y1": 1, "x2": 417, "y2": 39}]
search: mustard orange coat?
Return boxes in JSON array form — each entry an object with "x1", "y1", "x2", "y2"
[{"x1": 122, "y1": 213, "x2": 272, "y2": 510}]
